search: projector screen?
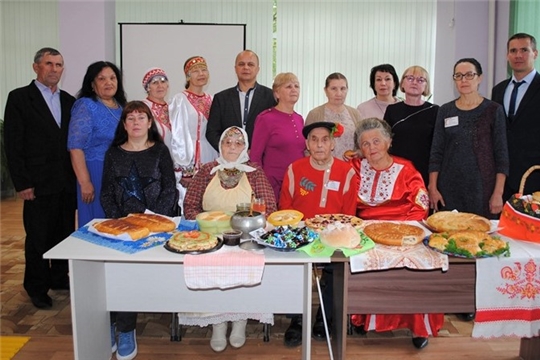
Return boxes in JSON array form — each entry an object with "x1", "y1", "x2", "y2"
[{"x1": 120, "y1": 23, "x2": 246, "y2": 101}]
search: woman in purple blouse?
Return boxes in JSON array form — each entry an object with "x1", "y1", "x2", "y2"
[{"x1": 250, "y1": 72, "x2": 306, "y2": 202}]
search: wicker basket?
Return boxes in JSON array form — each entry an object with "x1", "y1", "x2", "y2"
[{"x1": 499, "y1": 165, "x2": 540, "y2": 242}]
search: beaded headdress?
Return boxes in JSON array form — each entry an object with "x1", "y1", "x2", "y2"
[
  {"x1": 142, "y1": 68, "x2": 168, "y2": 91},
  {"x1": 184, "y1": 56, "x2": 207, "y2": 75}
]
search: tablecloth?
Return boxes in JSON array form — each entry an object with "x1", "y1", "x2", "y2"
[
  {"x1": 473, "y1": 237, "x2": 540, "y2": 338},
  {"x1": 183, "y1": 245, "x2": 265, "y2": 290}
]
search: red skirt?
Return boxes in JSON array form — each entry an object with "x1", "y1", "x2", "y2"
[{"x1": 350, "y1": 313, "x2": 444, "y2": 338}]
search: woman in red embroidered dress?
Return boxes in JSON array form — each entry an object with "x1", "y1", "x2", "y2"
[
  {"x1": 349, "y1": 117, "x2": 442, "y2": 350},
  {"x1": 142, "y1": 68, "x2": 172, "y2": 148},
  {"x1": 169, "y1": 56, "x2": 218, "y2": 212}
]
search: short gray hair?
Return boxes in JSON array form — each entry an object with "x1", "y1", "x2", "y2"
[
  {"x1": 34, "y1": 47, "x2": 61, "y2": 64},
  {"x1": 354, "y1": 117, "x2": 393, "y2": 150}
]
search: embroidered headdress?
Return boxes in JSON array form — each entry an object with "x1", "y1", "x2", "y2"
[
  {"x1": 142, "y1": 68, "x2": 168, "y2": 91},
  {"x1": 184, "y1": 56, "x2": 207, "y2": 75}
]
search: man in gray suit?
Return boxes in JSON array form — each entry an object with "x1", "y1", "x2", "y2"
[
  {"x1": 206, "y1": 50, "x2": 276, "y2": 150},
  {"x1": 4, "y1": 47, "x2": 76, "y2": 308},
  {"x1": 492, "y1": 33, "x2": 540, "y2": 200}
]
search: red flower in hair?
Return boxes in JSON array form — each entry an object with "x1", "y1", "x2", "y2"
[{"x1": 332, "y1": 123, "x2": 344, "y2": 137}]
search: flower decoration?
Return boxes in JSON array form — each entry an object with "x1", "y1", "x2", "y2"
[{"x1": 332, "y1": 123, "x2": 344, "y2": 138}]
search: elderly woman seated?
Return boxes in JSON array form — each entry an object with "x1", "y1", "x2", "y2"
[
  {"x1": 349, "y1": 117, "x2": 443, "y2": 349},
  {"x1": 182, "y1": 126, "x2": 277, "y2": 352}
]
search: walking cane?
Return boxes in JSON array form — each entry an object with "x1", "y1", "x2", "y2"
[{"x1": 313, "y1": 264, "x2": 334, "y2": 360}]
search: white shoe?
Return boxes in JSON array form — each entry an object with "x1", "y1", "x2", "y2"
[
  {"x1": 210, "y1": 322, "x2": 228, "y2": 352},
  {"x1": 229, "y1": 320, "x2": 247, "y2": 348}
]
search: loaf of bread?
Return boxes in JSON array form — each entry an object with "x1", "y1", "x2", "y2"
[
  {"x1": 93, "y1": 219, "x2": 150, "y2": 240},
  {"x1": 319, "y1": 223, "x2": 361, "y2": 249},
  {"x1": 123, "y1": 213, "x2": 176, "y2": 232},
  {"x1": 426, "y1": 211, "x2": 491, "y2": 232},
  {"x1": 363, "y1": 222, "x2": 425, "y2": 246}
]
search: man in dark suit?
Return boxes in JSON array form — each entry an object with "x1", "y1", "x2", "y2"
[
  {"x1": 206, "y1": 50, "x2": 277, "y2": 150},
  {"x1": 4, "y1": 47, "x2": 76, "y2": 308},
  {"x1": 492, "y1": 33, "x2": 540, "y2": 201}
]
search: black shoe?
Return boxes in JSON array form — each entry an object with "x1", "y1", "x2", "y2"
[
  {"x1": 412, "y1": 337, "x2": 429, "y2": 349},
  {"x1": 30, "y1": 294, "x2": 52, "y2": 309},
  {"x1": 312, "y1": 307, "x2": 331, "y2": 341},
  {"x1": 353, "y1": 324, "x2": 367, "y2": 335},
  {"x1": 456, "y1": 312, "x2": 475, "y2": 321},
  {"x1": 51, "y1": 282, "x2": 70, "y2": 291},
  {"x1": 284, "y1": 317, "x2": 302, "y2": 347}
]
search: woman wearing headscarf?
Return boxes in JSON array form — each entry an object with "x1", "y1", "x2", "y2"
[
  {"x1": 182, "y1": 126, "x2": 276, "y2": 352},
  {"x1": 141, "y1": 67, "x2": 172, "y2": 147}
]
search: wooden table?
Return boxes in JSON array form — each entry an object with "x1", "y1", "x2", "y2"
[
  {"x1": 330, "y1": 254, "x2": 539, "y2": 360},
  {"x1": 44, "y1": 235, "x2": 329, "y2": 360}
]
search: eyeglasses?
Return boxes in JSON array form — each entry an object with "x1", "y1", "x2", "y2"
[
  {"x1": 221, "y1": 139, "x2": 245, "y2": 148},
  {"x1": 404, "y1": 75, "x2": 426, "y2": 84},
  {"x1": 453, "y1": 72, "x2": 478, "y2": 81}
]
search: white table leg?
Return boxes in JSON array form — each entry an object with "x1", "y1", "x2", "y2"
[
  {"x1": 69, "y1": 260, "x2": 111, "y2": 360},
  {"x1": 301, "y1": 263, "x2": 312, "y2": 360}
]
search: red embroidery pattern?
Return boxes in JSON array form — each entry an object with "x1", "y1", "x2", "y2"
[{"x1": 497, "y1": 259, "x2": 540, "y2": 300}]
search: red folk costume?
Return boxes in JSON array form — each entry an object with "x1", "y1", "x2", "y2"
[
  {"x1": 279, "y1": 156, "x2": 358, "y2": 218},
  {"x1": 350, "y1": 156, "x2": 443, "y2": 338}
]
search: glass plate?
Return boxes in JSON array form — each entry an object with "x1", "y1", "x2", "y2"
[{"x1": 164, "y1": 238, "x2": 223, "y2": 255}]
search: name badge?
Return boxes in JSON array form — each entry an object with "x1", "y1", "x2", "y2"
[
  {"x1": 444, "y1": 116, "x2": 459, "y2": 127},
  {"x1": 326, "y1": 181, "x2": 340, "y2": 191}
]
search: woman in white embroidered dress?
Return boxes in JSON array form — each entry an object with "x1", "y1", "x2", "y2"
[{"x1": 169, "y1": 56, "x2": 218, "y2": 212}]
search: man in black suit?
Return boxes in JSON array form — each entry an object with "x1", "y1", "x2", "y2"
[
  {"x1": 492, "y1": 33, "x2": 540, "y2": 201},
  {"x1": 4, "y1": 47, "x2": 76, "y2": 308},
  {"x1": 206, "y1": 50, "x2": 277, "y2": 150}
]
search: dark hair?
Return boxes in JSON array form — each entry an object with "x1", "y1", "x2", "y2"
[
  {"x1": 325, "y1": 72, "x2": 348, "y2": 88},
  {"x1": 453, "y1": 58, "x2": 483, "y2": 76},
  {"x1": 77, "y1": 61, "x2": 127, "y2": 106},
  {"x1": 507, "y1": 33, "x2": 537, "y2": 51},
  {"x1": 34, "y1": 47, "x2": 61, "y2": 64},
  {"x1": 369, "y1": 64, "x2": 399, "y2": 96},
  {"x1": 111, "y1": 101, "x2": 163, "y2": 147}
]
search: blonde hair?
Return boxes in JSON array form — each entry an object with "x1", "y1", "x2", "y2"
[
  {"x1": 272, "y1": 72, "x2": 299, "y2": 93},
  {"x1": 400, "y1": 65, "x2": 431, "y2": 97}
]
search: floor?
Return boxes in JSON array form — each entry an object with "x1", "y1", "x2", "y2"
[{"x1": 0, "y1": 196, "x2": 522, "y2": 359}]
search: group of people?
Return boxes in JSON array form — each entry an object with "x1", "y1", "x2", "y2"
[{"x1": 3, "y1": 31, "x2": 539, "y2": 359}]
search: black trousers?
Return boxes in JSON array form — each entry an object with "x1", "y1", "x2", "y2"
[
  {"x1": 111, "y1": 312, "x2": 138, "y2": 332},
  {"x1": 22, "y1": 191, "x2": 76, "y2": 297}
]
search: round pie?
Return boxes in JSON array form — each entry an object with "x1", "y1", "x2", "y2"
[
  {"x1": 363, "y1": 222, "x2": 425, "y2": 246},
  {"x1": 267, "y1": 210, "x2": 304, "y2": 227},
  {"x1": 167, "y1": 230, "x2": 217, "y2": 252},
  {"x1": 304, "y1": 214, "x2": 363, "y2": 231},
  {"x1": 426, "y1": 211, "x2": 491, "y2": 233}
]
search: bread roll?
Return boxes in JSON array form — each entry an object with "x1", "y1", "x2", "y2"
[
  {"x1": 124, "y1": 213, "x2": 176, "y2": 232},
  {"x1": 319, "y1": 223, "x2": 361, "y2": 249},
  {"x1": 94, "y1": 219, "x2": 150, "y2": 240},
  {"x1": 426, "y1": 211, "x2": 490, "y2": 232}
]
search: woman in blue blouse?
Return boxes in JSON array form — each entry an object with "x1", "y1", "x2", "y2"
[{"x1": 68, "y1": 61, "x2": 127, "y2": 227}]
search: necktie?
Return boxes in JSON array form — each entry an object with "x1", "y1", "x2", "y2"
[{"x1": 508, "y1": 80, "x2": 524, "y2": 120}]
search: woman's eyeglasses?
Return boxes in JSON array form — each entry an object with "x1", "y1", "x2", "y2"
[
  {"x1": 404, "y1": 75, "x2": 426, "y2": 84},
  {"x1": 453, "y1": 72, "x2": 478, "y2": 81}
]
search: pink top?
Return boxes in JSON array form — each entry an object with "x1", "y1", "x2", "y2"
[{"x1": 250, "y1": 107, "x2": 306, "y2": 201}]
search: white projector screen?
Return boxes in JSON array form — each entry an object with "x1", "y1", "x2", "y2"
[{"x1": 120, "y1": 23, "x2": 246, "y2": 101}]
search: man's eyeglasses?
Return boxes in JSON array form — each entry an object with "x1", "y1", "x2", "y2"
[
  {"x1": 453, "y1": 72, "x2": 478, "y2": 81},
  {"x1": 404, "y1": 75, "x2": 426, "y2": 84}
]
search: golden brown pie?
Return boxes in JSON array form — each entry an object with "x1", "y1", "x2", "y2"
[
  {"x1": 93, "y1": 219, "x2": 150, "y2": 240},
  {"x1": 428, "y1": 230, "x2": 508, "y2": 257},
  {"x1": 267, "y1": 210, "x2": 304, "y2": 227},
  {"x1": 363, "y1": 222, "x2": 425, "y2": 246},
  {"x1": 426, "y1": 211, "x2": 491, "y2": 233},
  {"x1": 123, "y1": 213, "x2": 176, "y2": 233},
  {"x1": 167, "y1": 230, "x2": 217, "y2": 252}
]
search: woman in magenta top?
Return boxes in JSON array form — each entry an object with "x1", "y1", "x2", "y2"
[{"x1": 250, "y1": 72, "x2": 306, "y2": 201}]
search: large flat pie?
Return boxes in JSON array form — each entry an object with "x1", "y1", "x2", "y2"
[
  {"x1": 304, "y1": 214, "x2": 363, "y2": 231},
  {"x1": 426, "y1": 211, "x2": 491, "y2": 233},
  {"x1": 363, "y1": 222, "x2": 425, "y2": 246},
  {"x1": 428, "y1": 230, "x2": 508, "y2": 257},
  {"x1": 123, "y1": 213, "x2": 176, "y2": 232},
  {"x1": 167, "y1": 230, "x2": 217, "y2": 252}
]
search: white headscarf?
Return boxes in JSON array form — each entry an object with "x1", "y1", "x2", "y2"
[{"x1": 210, "y1": 126, "x2": 256, "y2": 174}]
